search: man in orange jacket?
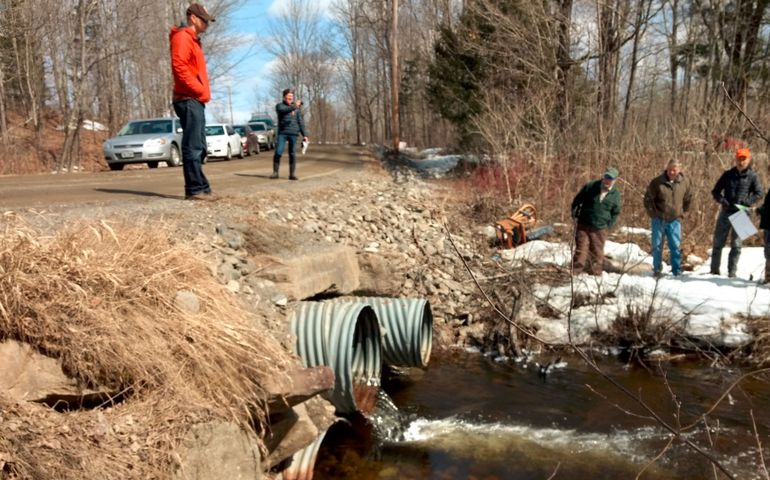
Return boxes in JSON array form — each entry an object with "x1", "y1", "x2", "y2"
[{"x1": 170, "y1": 3, "x2": 215, "y2": 200}]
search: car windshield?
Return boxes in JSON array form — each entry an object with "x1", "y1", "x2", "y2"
[
  {"x1": 250, "y1": 124, "x2": 266, "y2": 131},
  {"x1": 233, "y1": 126, "x2": 246, "y2": 136},
  {"x1": 205, "y1": 125, "x2": 225, "y2": 136},
  {"x1": 119, "y1": 120, "x2": 173, "y2": 136}
]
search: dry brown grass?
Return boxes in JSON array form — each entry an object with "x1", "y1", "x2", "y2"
[
  {"x1": 0, "y1": 214, "x2": 293, "y2": 479},
  {"x1": 746, "y1": 317, "x2": 770, "y2": 367}
]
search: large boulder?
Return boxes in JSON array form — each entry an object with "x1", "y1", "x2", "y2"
[
  {"x1": 0, "y1": 340, "x2": 110, "y2": 405},
  {"x1": 255, "y1": 244, "x2": 360, "y2": 300},
  {"x1": 173, "y1": 422, "x2": 261, "y2": 480},
  {"x1": 354, "y1": 252, "x2": 404, "y2": 296},
  {"x1": 263, "y1": 366, "x2": 335, "y2": 414},
  {"x1": 263, "y1": 403, "x2": 318, "y2": 469}
]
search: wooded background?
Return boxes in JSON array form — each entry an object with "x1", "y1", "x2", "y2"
[{"x1": 2, "y1": 0, "x2": 770, "y2": 173}]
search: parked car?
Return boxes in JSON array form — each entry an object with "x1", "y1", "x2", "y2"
[
  {"x1": 103, "y1": 118, "x2": 183, "y2": 171},
  {"x1": 247, "y1": 121, "x2": 275, "y2": 151},
  {"x1": 233, "y1": 124, "x2": 260, "y2": 156},
  {"x1": 249, "y1": 112, "x2": 276, "y2": 135},
  {"x1": 204, "y1": 124, "x2": 243, "y2": 160}
]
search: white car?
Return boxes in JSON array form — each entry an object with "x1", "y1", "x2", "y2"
[{"x1": 205, "y1": 124, "x2": 244, "y2": 160}]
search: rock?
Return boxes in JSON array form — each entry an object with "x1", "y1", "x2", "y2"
[
  {"x1": 355, "y1": 252, "x2": 404, "y2": 296},
  {"x1": 175, "y1": 291, "x2": 201, "y2": 314},
  {"x1": 226, "y1": 280, "x2": 241, "y2": 293},
  {"x1": 255, "y1": 244, "x2": 360, "y2": 301},
  {"x1": 0, "y1": 340, "x2": 112, "y2": 404},
  {"x1": 303, "y1": 222, "x2": 318, "y2": 233},
  {"x1": 172, "y1": 422, "x2": 261, "y2": 480},
  {"x1": 272, "y1": 292, "x2": 288, "y2": 306},
  {"x1": 264, "y1": 403, "x2": 319, "y2": 469},
  {"x1": 425, "y1": 245, "x2": 438, "y2": 256},
  {"x1": 263, "y1": 366, "x2": 335, "y2": 413}
]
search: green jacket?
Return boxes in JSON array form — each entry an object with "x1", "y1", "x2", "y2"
[
  {"x1": 571, "y1": 179, "x2": 621, "y2": 229},
  {"x1": 643, "y1": 172, "x2": 693, "y2": 222}
]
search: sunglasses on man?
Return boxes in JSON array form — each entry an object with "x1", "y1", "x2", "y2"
[{"x1": 604, "y1": 174, "x2": 616, "y2": 181}]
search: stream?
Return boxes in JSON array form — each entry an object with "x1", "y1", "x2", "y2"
[{"x1": 313, "y1": 349, "x2": 770, "y2": 479}]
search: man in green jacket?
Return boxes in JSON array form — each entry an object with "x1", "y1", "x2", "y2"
[
  {"x1": 570, "y1": 167, "x2": 622, "y2": 276},
  {"x1": 643, "y1": 158, "x2": 693, "y2": 277}
]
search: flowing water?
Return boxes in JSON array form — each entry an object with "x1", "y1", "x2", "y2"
[{"x1": 314, "y1": 349, "x2": 770, "y2": 479}]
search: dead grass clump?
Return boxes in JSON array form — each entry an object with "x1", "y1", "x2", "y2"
[
  {"x1": 745, "y1": 317, "x2": 770, "y2": 367},
  {"x1": 596, "y1": 303, "x2": 686, "y2": 353},
  {"x1": 0, "y1": 214, "x2": 293, "y2": 479}
]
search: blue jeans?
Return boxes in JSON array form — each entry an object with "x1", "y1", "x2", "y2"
[
  {"x1": 711, "y1": 209, "x2": 742, "y2": 275},
  {"x1": 651, "y1": 218, "x2": 682, "y2": 274},
  {"x1": 273, "y1": 133, "x2": 298, "y2": 176},
  {"x1": 173, "y1": 99, "x2": 211, "y2": 196}
]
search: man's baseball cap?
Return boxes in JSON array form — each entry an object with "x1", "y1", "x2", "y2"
[
  {"x1": 187, "y1": 3, "x2": 215, "y2": 22},
  {"x1": 604, "y1": 167, "x2": 619, "y2": 179},
  {"x1": 736, "y1": 148, "x2": 751, "y2": 159}
]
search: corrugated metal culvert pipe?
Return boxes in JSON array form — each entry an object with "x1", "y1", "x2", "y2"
[
  {"x1": 334, "y1": 297, "x2": 433, "y2": 368},
  {"x1": 290, "y1": 301, "x2": 382, "y2": 414},
  {"x1": 281, "y1": 427, "x2": 330, "y2": 480}
]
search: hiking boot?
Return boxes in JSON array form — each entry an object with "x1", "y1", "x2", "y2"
[
  {"x1": 653, "y1": 271, "x2": 663, "y2": 278},
  {"x1": 185, "y1": 192, "x2": 218, "y2": 201},
  {"x1": 269, "y1": 172, "x2": 279, "y2": 179},
  {"x1": 289, "y1": 175, "x2": 298, "y2": 181}
]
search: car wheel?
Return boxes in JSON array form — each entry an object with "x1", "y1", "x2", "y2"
[
  {"x1": 147, "y1": 161, "x2": 159, "y2": 169},
  {"x1": 169, "y1": 145, "x2": 182, "y2": 166},
  {"x1": 108, "y1": 163, "x2": 124, "y2": 171},
  {"x1": 237, "y1": 144, "x2": 245, "y2": 159},
  {"x1": 225, "y1": 145, "x2": 232, "y2": 161}
]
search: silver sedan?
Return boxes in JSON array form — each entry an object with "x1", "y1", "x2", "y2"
[{"x1": 103, "y1": 118, "x2": 183, "y2": 171}]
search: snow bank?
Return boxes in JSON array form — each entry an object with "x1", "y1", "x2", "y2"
[{"x1": 504, "y1": 240, "x2": 768, "y2": 347}]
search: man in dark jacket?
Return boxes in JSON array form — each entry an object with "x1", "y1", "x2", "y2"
[
  {"x1": 571, "y1": 167, "x2": 622, "y2": 275},
  {"x1": 271, "y1": 89, "x2": 308, "y2": 180},
  {"x1": 710, "y1": 148, "x2": 763, "y2": 277},
  {"x1": 754, "y1": 169, "x2": 770, "y2": 283},
  {"x1": 170, "y1": 3, "x2": 216, "y2": 200},
  {"x1": 643, "y1": 159, "x2": 693, "y2": 276}
]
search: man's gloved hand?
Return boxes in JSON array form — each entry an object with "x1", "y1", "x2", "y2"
[{"x1": 718, "y1": 197, "x2": 731, "y2": 208}]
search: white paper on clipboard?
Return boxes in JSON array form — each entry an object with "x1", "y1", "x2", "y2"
[{"x1": 728, "y1": 209, "x2": 758, "y2": 240}]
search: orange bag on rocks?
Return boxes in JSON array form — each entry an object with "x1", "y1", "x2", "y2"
[{"x1": 495, "y1": 204, "x2": 537, "y2": 249}]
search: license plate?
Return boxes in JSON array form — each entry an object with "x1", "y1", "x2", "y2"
[{"x1": 120, "y1": 151, "x2": 134, "y2": 159}]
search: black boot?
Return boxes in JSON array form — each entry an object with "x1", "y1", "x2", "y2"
[{"x1": 710, "y1": 248, "x2": 722, "y2": 275}]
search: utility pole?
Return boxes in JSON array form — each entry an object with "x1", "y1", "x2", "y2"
[
  {"x1": 228, "y1": 84, "x2": 234, "y2": 125},
  {"x1": 391, "y1": 0, "x2": 399, "y2": 151}
]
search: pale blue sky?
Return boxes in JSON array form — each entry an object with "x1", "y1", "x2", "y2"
[{"x1": 205, "y1": 0, "x2": 337, "y2": 125}]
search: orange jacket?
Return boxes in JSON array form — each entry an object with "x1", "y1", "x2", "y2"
[{"x1": 169, "y1": 26, "x2": 211, "y2": 103}]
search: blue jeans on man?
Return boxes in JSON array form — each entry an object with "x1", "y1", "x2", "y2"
[
  {"x1": 710, "y1": 209, "x2": 742, "y2": 276},
  {"x1": 273, "y1": 133, "x2": 298, "y2": 177},
  {"x1": 651, "y1": 218, "x2": 682, "y2": 275},
  {"x1": 173, "y1": 99, "x2": 211, "y2": 197}
]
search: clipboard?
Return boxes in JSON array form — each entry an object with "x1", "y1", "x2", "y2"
[{"x1": 728, "y1": 209, "x2": 758, "y2": 240}]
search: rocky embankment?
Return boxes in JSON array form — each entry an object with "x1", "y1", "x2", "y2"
[{"x1": 199, "y1": 175, "x2": 498, "y2": 351}]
